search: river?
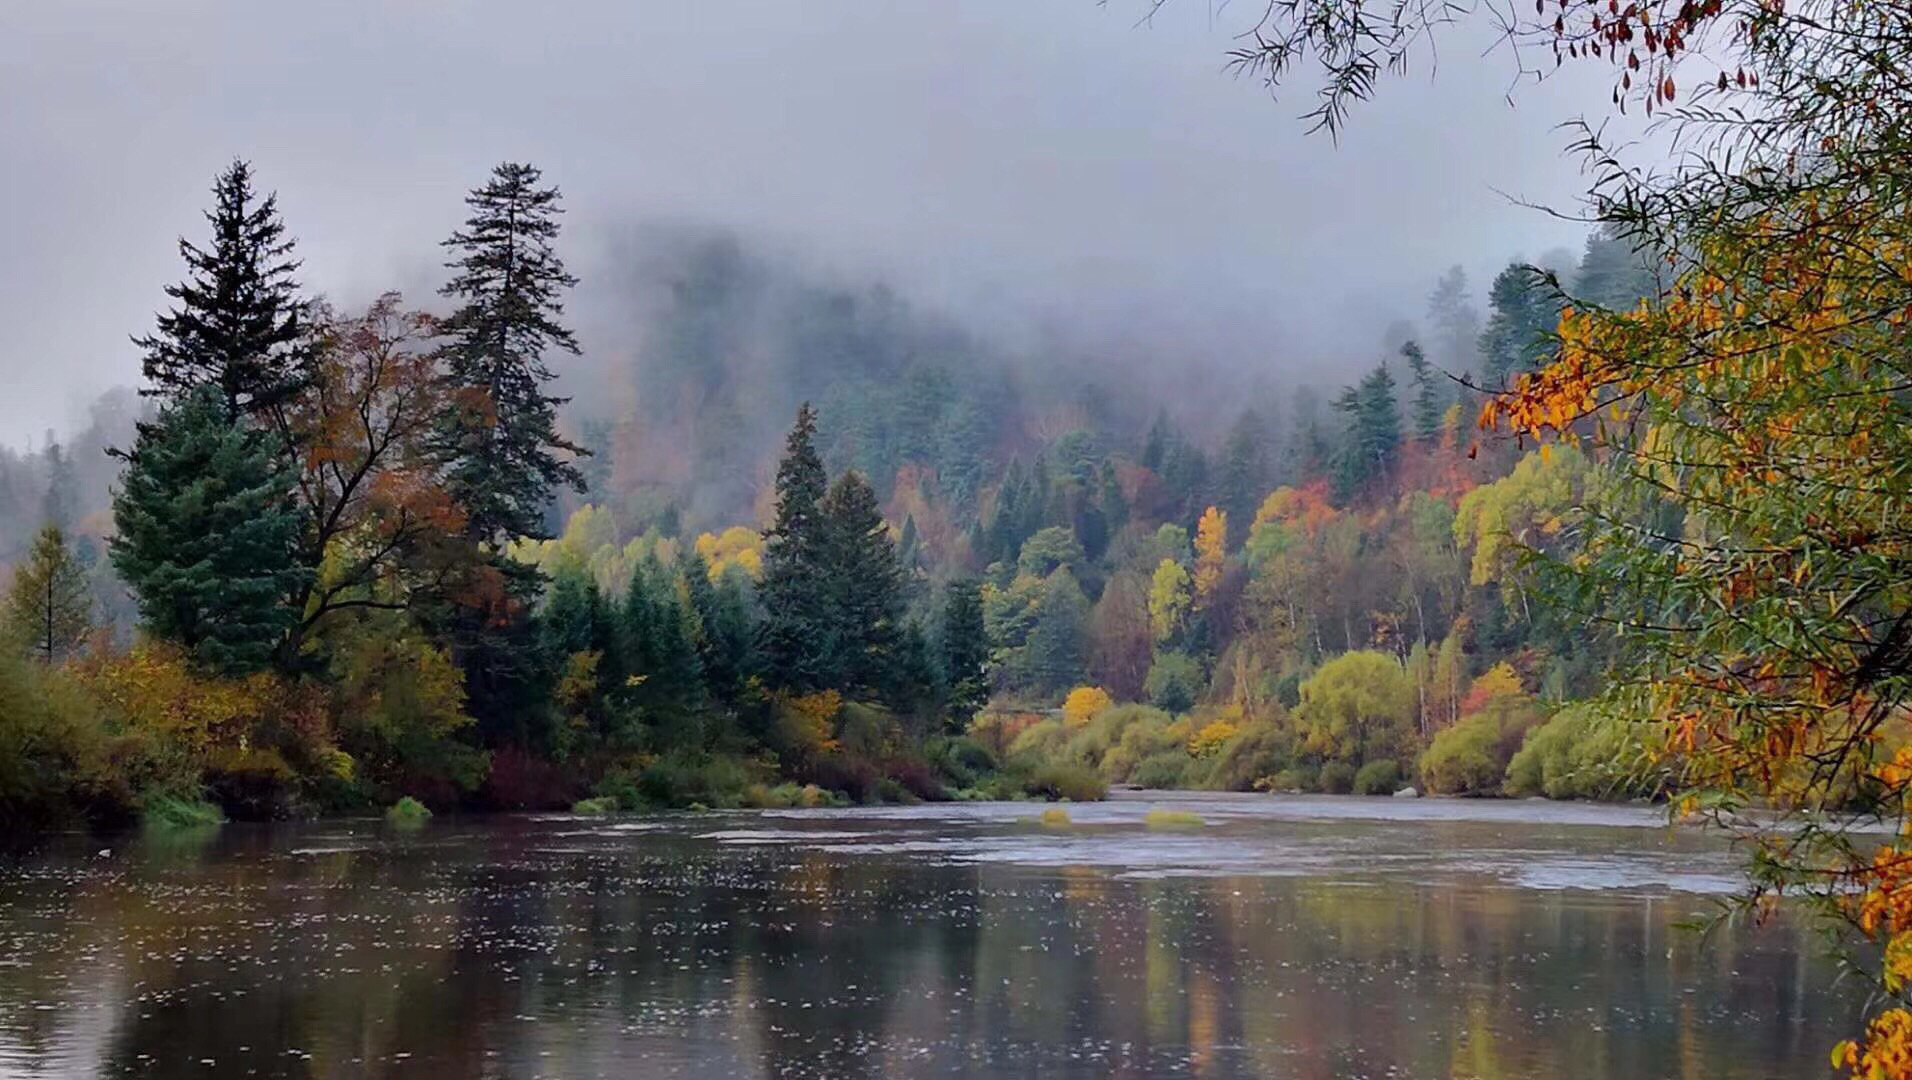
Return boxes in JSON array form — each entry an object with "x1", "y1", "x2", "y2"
[{"x1": 0, "y1": 792, "x2": 1857, "y2": 1078}]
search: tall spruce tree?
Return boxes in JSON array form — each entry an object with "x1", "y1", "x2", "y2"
[
  {"x1": 1333, "y1": 365, "x2": 1403, "y2": 499},
  {"x1": 438, "y1": 162, "x2": 586, "y2": 547},
  {"x1": 1219, "y1": 408, "x2": 1272, "y2": 542},
  {"x1": 111, "y1": 388, "x2": 307, "y2": 675},
  {"x1": 133, "y1": 160, "x2": 313, "y2": 425},
  {"x1": 1478, "y1": 262, "x2": 1562, "y2": 388},
  {"x1": 821, "y1": 470, "x2": 903, "y2": 696},
  {"x1": 1401, "y1": 341, "x2": 1444, "y2": 441},
  {"x1": 4, "y1": 526, "x2": 92, "y2": 664},
  {"x1": 40, "y1": 440, "x2": 75, "y2": 532},
  {"x1": 1426, "y1": 265, "x2": 1483, "y2": 378},
  {"x1": 759, "y1": 404, "x2": 837, "y2": 691},
  {"x1": 939, "y1": 578, "x2": 990, "y2": 726}
]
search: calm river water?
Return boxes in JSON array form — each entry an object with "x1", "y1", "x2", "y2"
[{"x1": 0, "y1": 793, "x2": 1859, "y2": 1078}]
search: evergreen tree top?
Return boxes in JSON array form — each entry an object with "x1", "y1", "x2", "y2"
[{"x1": 133, "y1": 159, "x2": 313, "y2": 422}]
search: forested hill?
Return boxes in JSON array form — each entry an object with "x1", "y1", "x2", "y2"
[{"x1": 1, "y1": 163, "x2": 1662, "y2": 828}]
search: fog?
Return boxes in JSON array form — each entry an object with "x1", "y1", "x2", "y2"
[{"x1": 0, "y1": 0, "x2": 1618, "y2": 446}]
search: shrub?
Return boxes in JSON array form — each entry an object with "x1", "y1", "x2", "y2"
[
  {"x1": 1024, "y1": 762, "x2": 1109, "y2": 802},
  {"x1": 572, "y1": 796, "x2": 617, "y2": 814},
  {"x1": 641, "y1": 749, "x2": 757, "y2": 808},
  {"x1": 925, "y1": 736, "x2": 996, "y2": 789},
  {"x1": 1419, "y1": 715, "x2": 1504, "y2": 794},
  {"x1": 1204, "y1": 722, "x2": 1296, "y2": 791},
  {"x1": 1505, "y1": 706, "x2": 1657, "y2": 799},
  {"x1": 1039, "y1": 806, "x2": 1073, "y2": 827},
  {"x1": 1099, "y1": 714, "x2": 1188, "y2": 783},
  {"x1": 1352, "y1": 759, "x2": 1403, "y2": 795},
  {"x1": 1145, "y1": 652, "x2": 1204, "y2": 713},
  {"x1": 1259, "y1": 763, "x2": 1319, "y2": 793},
  {"x1": 1422, "y1": 691, "x2": 1547, "y2": 796},
  {"x1": 802, "y1": 753, "x2": 880, "y2": 804},
  {"x1": 384, "y1": 795, "x2": 431, "y2": 825},
  {"x1": 1145, "y1": 809, "x2": 1205, "y2": 829},
  {"x1": 1317, "y1": 760, "x2": 1357, "y2": 794},
  {"x1": 145, "y1": 794, "x2": 226, "y2": 829},
  {"x1": 1129, "y1": 750, "x2": 1195, "y2": 789}
]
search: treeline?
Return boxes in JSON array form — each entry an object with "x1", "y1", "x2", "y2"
[{"x1": 2, "y1": 157, "x2": 1664, "y2": 831}]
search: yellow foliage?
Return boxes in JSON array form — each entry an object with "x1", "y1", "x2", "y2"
[
  {"x1": 76, "y1": 644, "x2": 278, "y2": 761},
  {"x1": 1188, "y1": 721, "x2": 1240, "y2": 759},
  {"x1": 1062, "y1": 686, "x2": 1114, "y2": 729},
  {"x1": 780, "y1": 690, "x2": 843, "y2": 757},
  {"x1": 1194, "y1": 506, "x2": 1228, "y2": 607},
  {"x1": 1148, "y1": 559, "x2": 1191, "y2": 643},
  {"x1": 695, "y1": 526, "x2": 765, "y2": 581}
]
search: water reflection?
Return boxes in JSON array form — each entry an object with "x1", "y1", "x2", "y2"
[{"x1": 0, "y1": 795, "x2": 1857, "y2": 1078}]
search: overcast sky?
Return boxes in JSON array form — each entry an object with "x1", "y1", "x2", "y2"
[{"x1": 0, "y1": 0, "x2": 1621, "y2": 446}]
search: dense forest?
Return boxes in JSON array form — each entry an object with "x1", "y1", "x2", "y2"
[{"x1": 3, "y1": 156, "x2": 1659, "y2": 829}]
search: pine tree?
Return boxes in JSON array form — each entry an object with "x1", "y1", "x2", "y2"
[
  {"x1": 1401, "y1": 341, "x2": 1443, "y2": 441},
  {"x1": 1333, "y1": 365, "x2": 1402, "y2": 499},
  {"x1": 1427, "y1": 265, "x2": 1483, "y2": 378},
  {"x1": 40, "y1": 439, "x2": 75, "y2": 532},
  {"x1": 438, "y1": 161, "x2": 586, "y2": 547},
  {"x1": 939, "y1": 578, "x2": 990, "y2": 726},
  {"x1": 822, "y1": 470, "x2": 903, "y2": 696},
  {"x1": 133, "y1": 160, "x2": 313, "y2": 424},
  {"x1": 759, "y1": 404, "x2": 837, "y2": 691},
  {"x1": 4, "y1": 526, "x2": 92, "y2": 663},
  {"x1": 1478, "y1": 262, "x2": 1562, "y2": 388},
  {"x1": 1219, "y1": 408, "x2": 1271, "y2": 542},
  {"x1": 110, "y1": 388, "x2": 307, "y2": 675},
  {"x1": 1573, "y1": 224, "x2": 1659, "y2": 312}
]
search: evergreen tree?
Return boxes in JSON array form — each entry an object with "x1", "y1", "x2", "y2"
[
  {"x1": 438, "y1": 161, "x2": 586, "y2": 547},
  {"x1": 1334, "y1": 365, "x2": 1402, "y2": 499},
  {"x1": 682, "y1": 551, "x2": 753, "y2": 706},
  {"x1": 1401, "y1": 341, "x2": 1443, "y2": 441},
  {"x1": 1141, "y1": 408, "x2": 1171, "y2": 472},
  {"x1": 822, "y1": 470, "x2": 903, "y2": 696},
  {"x1": 1289, "y1": 387, "x2": 1332, "y2": 483},
  {"x1": 40, "y1": 439, "x2": 75, "y2": 532},
  {"x1": 939, "y1": 578, "x2": 990, "y2": 726},
  {"x1": 1573, "y1": 224, "x2": 1659, "y2": 312},
  {"x1": 4, "y1": 526, "x2": 92, "y2": 663},
  {"x1": 1426, "y1": 265, "x2": 1482, "y2": 377},
  {"x1": 759, "y1": 404, "x2": 837, "y2": 691},
  {"x1": 133, "y1": 160, "x2": 314, "y2": 424},
  {"x1": 1478, "y1": 262, "x2": 1562, "y2": 388},
  {"x1": 1219, "y1": 408, "x2": 1271, "y2": 541},
  {"x1": 110, "y1": 388, "x2": 307, "y2": 675},
  {"x1": 1024, "y1": 568, "x2": 1091, "y2": 695}
]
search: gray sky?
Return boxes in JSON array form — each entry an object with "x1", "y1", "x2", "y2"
[{"x1": 0, "y1": 0, "x2": 1618, "y2": 445}]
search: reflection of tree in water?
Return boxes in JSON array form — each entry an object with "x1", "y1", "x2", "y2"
[{"x1": 0, "y1": 816, "x2": 1865, "y2": 1079}]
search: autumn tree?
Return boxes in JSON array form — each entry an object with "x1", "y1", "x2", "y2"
[
  {"x1": 4, "y1": 526, "x2": 92, "y2": 664},
  {"x1": 281, "y1": 294, "x2": 464, "y2": 657},
  {"x1": 1192, "y1": 506, "x2": 1228, "y2": 611}
]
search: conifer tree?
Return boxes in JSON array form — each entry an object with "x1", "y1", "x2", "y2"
[
  {"x1": 110, "y1": 388, "x2": 306, "y2": 675},
  {"x1": 822, "y1": 470, "x2": 904, "y2": 696},
  {"x1": 1401, "y1": 341, "x2": 1443, "y2": 441},
  {"x1": 40, "y1": 440, "x2": 75, "y2": 532},
  {"x1": 133, "y1": 160, "x2": 313, "y2": 425},
  {"x1": 1478, "y1": 263, "x2": 1561, "y2": 388},
  {"x1": 939, "y1": 578, "x2": 990, "y2": 725},
  {"x1": 438, "y1": 161, "x2": 586, "y2": 547},
  {"x1": 759, "y1": 404, "x2": 836, "y2": 691},
  {"x1": 1219, "y1": 408, "x2": 1271, "y2": 541},
  {"x1": 4, "y1": 526, "x2": 92, "y2": 664}
]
